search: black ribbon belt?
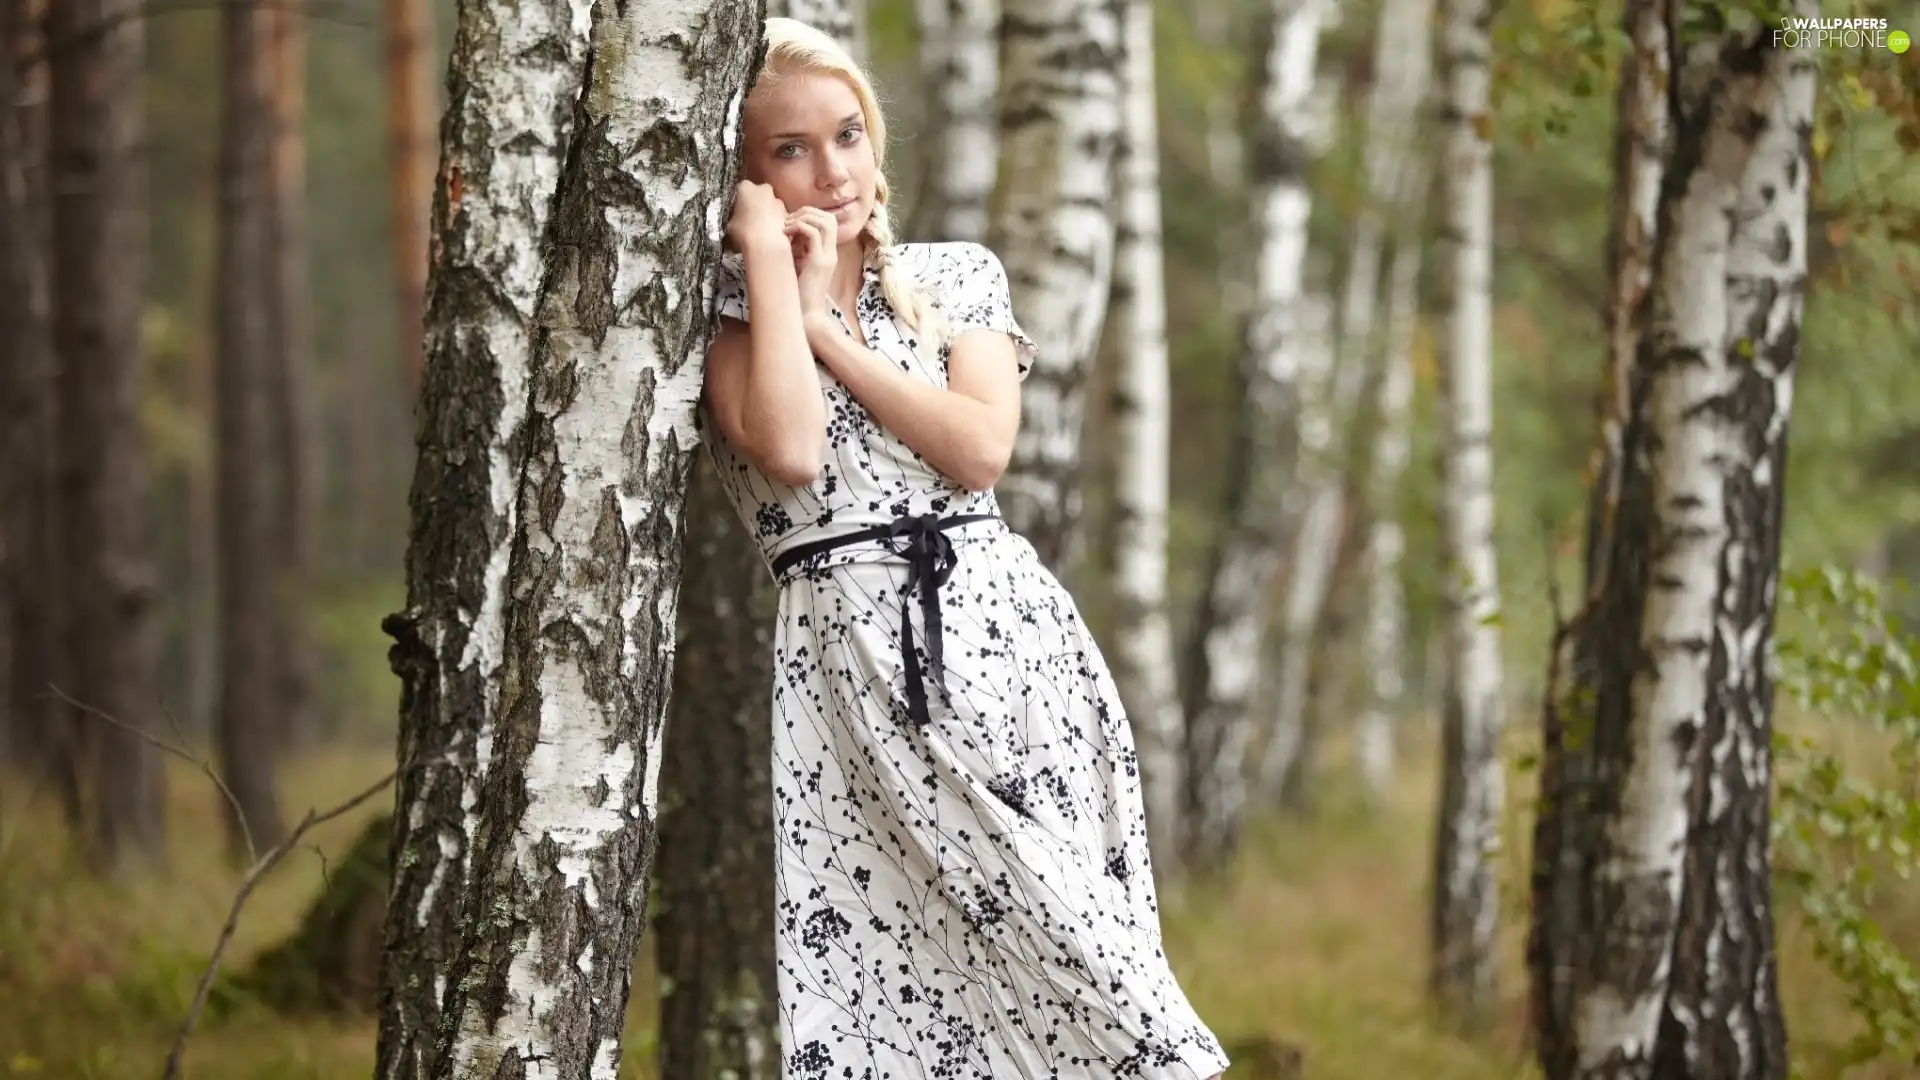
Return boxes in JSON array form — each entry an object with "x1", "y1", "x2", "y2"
[{"x1": 771, "y1": 512, "x2": 998, "y2": 728}]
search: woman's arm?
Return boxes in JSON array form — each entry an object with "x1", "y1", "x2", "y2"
[
  {"x1": 703, "y1": 237, "x2": 827, "y2": 486},
  {"x1": 807, "y1": 313, "x2": 1023, "y2": 492}
]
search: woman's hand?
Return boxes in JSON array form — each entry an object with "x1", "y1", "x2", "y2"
[
  {"x1": 725, "y1": 181, "x2": 788, "y2": 254},
  {"x1": 785, "y1": 206, "x2": 838, "y2": 321}
]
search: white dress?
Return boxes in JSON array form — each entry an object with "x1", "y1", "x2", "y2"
[{"x1": 706, "y1": 241, "x2": 1231, "y2": 1080}]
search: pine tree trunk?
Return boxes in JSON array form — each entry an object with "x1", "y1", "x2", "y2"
[
  {"x1": 1428, "y1": 0, "x2": 1504, "y2": 1024},
  {"x1": 1178, "y1": 0, "x2": 1330, "y2": 873},
  {"x1": 1101, "y1": 0, "x2": 1183, "y2": 876},
  {"x1": 215, "y1": 0, "x2": 290, "y2": 861},
  {"x1": 267, "y1": 0, "x2": 318, "y2": 747},
  {"x1": 988, "y1": 0, "x2": 1123, "y2": 571},
  {"x1": 1527, "y1": 0, "x2": 1669, "y2": 1066},
  {"x1": 371, "y1": 1, "x2": 762, "y2": 1076},
  {"x1": 386, "y1": 0, "x2": 435, "y2": 401},
  {"x1": 47, "y1": 0, "x2": 166, "y2": 876},
  {"x1": 911, "y1": 0, "x2": 997, "y2": 243},
  {"x1": 1549, "y1": 9, "x2": 1812, "y2": 1077},
  {"x1": 655, "y1": 454, "x2": 780, "y2": 1080},
  {"x1": 1, "y1": 0, "x2": 58, "y2": 790}
]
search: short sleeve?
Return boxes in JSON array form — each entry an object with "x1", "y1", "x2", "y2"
[
  {"x1": 713, "y1": 252, "x2": 749, "y2": 324},
  {"x1": 947, "y1": 244, "x2": 1038, "y2": 381}
]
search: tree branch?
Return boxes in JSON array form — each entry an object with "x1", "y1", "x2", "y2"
[{"x1": 47, "y1": 683, "x2": 404, "y2": 1080}]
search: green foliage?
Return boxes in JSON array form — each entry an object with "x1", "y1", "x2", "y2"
[{"x1": 1774, "y1": 564, "x2": 1920, "y2": 1073}]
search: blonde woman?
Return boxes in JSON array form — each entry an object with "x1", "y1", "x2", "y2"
[{"x1": 700, "y1": 18, "x2": 1230, "y2": 1079}]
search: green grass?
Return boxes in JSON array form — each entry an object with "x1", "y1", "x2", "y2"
[{"x1": 0, "y1": 720, "x2": 1912, "y2": 1080}]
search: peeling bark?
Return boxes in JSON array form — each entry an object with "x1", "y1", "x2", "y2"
[
  {"x1": 988, "y1": 0, "x2": 1123, "y2": 571},
  {"x1": 47, "y1": 0, "x2": 167, "y2": 875},
  {"x1": 655, "y1": 454, "x2": 780, "y2": 1080},
  {"x1": 1548, "y1": 7, "x2": 1813, "y2": 1078},
  {"x1": 911, "y1": 0, "x2": 997, "y2": 242},
  {"x1": 372, "y1": 2, "x2": 763, "y2": 1077},
  {"x1": 1178, "y1": 0, "x2": 1331, "y2": 873},
  {"x1": 1428, "y1": 0, "x2": 1505, "y2": 1024},
  {"x1": 1104, "y1": 0, "x2": 1182, "y2": 875}
]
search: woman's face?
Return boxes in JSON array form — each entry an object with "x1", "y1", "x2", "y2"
[{"x1": 742, "y1": 72, "x2": 878, "y2": 246}]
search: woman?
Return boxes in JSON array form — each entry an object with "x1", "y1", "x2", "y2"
[{"x1": 700, "y1": 17, "x2": 1231, "y2": 1079}]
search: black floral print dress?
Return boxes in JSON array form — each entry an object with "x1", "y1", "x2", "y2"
[{"x1": 705, "y1": 241, "x2": 1230, "y2": 1080}]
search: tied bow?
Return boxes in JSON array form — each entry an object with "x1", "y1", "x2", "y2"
[{"x1": 885, "y1": 513, "x2": 963, "y2": 728}]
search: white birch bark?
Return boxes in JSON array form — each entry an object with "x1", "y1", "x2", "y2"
[
  {"x1": 1563, "y1": 9, "x2": 1814, "y2": 1076},
  {"x1": 786, "y1": 0, "x2": 863, "y2": 61},
  {"x1": 988, "y1": 0, "x2": 1122, "y2": 570},
  {"x1": 1256, "y1": 0, "x2": 1432, "y2": 804},
  {"x1": 914, "y1": 0, "x2": 998, "y2": 242},
  {"x1": 1357, "y1": 205, "x2": 1422, "y2": 801},
  {"x1": 1528, "y1": 0, "x2": 1669, "y2": 1066},
  {"x1": 373, "y1": 1, "x2": 761, "y2": 1077},
  {"x1": 1179, "y1": 0, "x2": 1331, "y2": 869},
  {"x1": 1428, "y1": 0, "x2": 1505, "y2": 1022},
  {"x1": 1105, "y1": 0, "x2": 1182, "y2": 872}
]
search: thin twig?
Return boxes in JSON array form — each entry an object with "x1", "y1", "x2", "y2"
[
  {"x1": 46, "y1": 683, "x2": 258, "y2": 864},
  {"x1": 161, "y1": 767, "x2": 397, "y2": 1080}
]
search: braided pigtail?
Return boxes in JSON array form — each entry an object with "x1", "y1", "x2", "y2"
[{"x1": 863, "y1": 175, "x2": 948, "y2": 363}]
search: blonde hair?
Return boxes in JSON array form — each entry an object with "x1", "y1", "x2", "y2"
[{"x1": 756, "y1": 17, "x2": 949, "y2": 357}]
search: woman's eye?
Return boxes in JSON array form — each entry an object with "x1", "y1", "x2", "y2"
[{"x1": 839, "y1": 127, "x2": 862, "y2": 144}]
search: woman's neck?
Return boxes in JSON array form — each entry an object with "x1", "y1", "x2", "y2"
[{"x1": 831, "y1": 242, "x2": 867, "y2": 308}]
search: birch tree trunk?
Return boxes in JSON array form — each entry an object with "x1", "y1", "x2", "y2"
[
  {"x1": 371, "y1": 2, "x2": 762, "y2": 1076},
  {"x1": 1179, "y1": 0, "x2": 1330, "y2": 872},
  {"x1": 1427, "y1": 0, "x2": 1504, "y2": 1023},
  {"x1": 1356, "y1": 199, "x2": 1423, "y2": 802},
  {"x1": 386, "y1": 0, "x2": 435, "y2": 400},
  {"x1": 911, "y1": 0, "x2": 996, "y2": 242},
  {"x1": 988, "y1": 0, "x2": 1123, "y2": 570},
  {"x1": 215, "y1": 0, "x2": 289, "y2": 857},
  {"x1": 1548, "y1": 9, "x2": 1813, "y2": 1077},
  {"x1": 1259, "y1": 0, "x2": 1434, "y2": 809},
  {"x1": 911, "y1": 0, "x2": 998, "y2": 243},
  {"x1": 656, "y1": 455, "x2": 780, "y2": 1080},
  {"x1": 1528, "y1": 0, "x2": 1669, "y2": 1064},
  {"x1": 1103, "y1": 0, "x2": 1182, "y2": 874},
  {"x1": 48, "y1": 0, "x2": 167, "y2": 875}
]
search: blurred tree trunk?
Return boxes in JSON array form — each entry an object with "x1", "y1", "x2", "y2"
[
  {"x1": 1261, "y1": 0, "x2": 1431, "y2": 812},
  {"x1": 1253, "y1": 284, "x2": 1339, "y2": 808},
  {"x1": 1427, "y1": 0, "x2": 1505, "y2": 1026},
  {"x1": 988, "y1": 0, "x2": 1123, "y2": 572},
  {"x1": 1193, "y1": 0, "x2": 1246, "y2": 317},
  {"x1": 1542, "y1": 8, "x2": 1813, "y2": 1078},
  {"x1": 387, "y1": 0, "x2": 434, "y2": 401},
  {"x1": 47, "y1": 0, "x2": 166, "y2": 876},
  {"x1": 0, "y1": 0, "x2": 54, "y2": 782},
  {"x1": 909, "y1": 0, "x2": 996, "y2": 243},
  {"x1": 1178, "y1": 0, "x2": 1330, "y2": 874},
  {"x1": 1527, "y1": 0, "x2": 1669, "y2": 1065},
  {"x1": 1104, "y1": 0, "x2": 1182, "y2": 878},
  {"x1": 267, "y1": 0, "x2": 317, "y2": 747},
  {"x1": 214, "y1": 0, "x2": 288, "y2": 858},
  {"x1": 370, "y1": 0, "x2": 761, "y2": 1075},
  {"x1": 1356, "y1": 177, "x2": 1425, "y2": 803},
  {"x1": 655, "y1": 454, "x2": 780, "y2": 1080}
]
